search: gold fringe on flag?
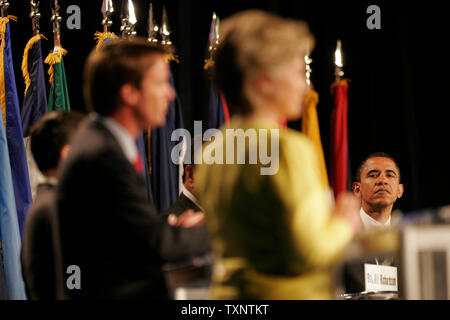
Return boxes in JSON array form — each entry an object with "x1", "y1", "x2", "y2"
[
  {"x1": 0, "y1": 16, "x2": 17, "y2": 126},
  {"x1": 21, "y1": 34, "x2": 47, "y2": 96},
  {"x1": 94, "y1": 31, "x2": 119, "y2": 50},
  {"x1": 164, "y1": 53, "x2": 180, "y2": 64},
  {"x1": 203, "y1": 59, "x2": 214, "y2": 70},
  {"x1": 44, "y1": 47, "x2": 68, "y2": 86},
  {"x1": 302, "y1": 89, "x2": 329, "y2": 189}
]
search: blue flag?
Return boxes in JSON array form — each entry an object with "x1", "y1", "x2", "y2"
[
  {"x1": 0, "y1": 246, "x2": 8, "y2": 299},
  {"x1": 0, "y1": 104, "x2": 27, "y2": 300},
  {"x1": 149, "y1": 63, "x2": 184, "y2": 212},
  {"x1": 21, "y1": 35, "x2": 47, "y2": 137},
  {"x1": 1, "y1": 20, "x2": 33, "y2": 238}
]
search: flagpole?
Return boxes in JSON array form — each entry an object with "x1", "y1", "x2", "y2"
[
  {"x1": 205, "y1": 12, "x2": 230, "y2": 129},
  {"x1": 120, "y1": 0, "x2": 137, "y2": 38},
  {"x1": 94, "y1": 0, "x2": 118, "y2": 49},
  {"x1": 50, "y1": 0, "x2": 62, "y2": 47},
  {"x1": 205, "y1": 12, "x2": 219, "y2": 68},
  {"x1": 147, "y1": 3, "x2": 158, "y2": 43},
  {"x1": 330, "y1": 39, "x2": 350, "y2": 198},
  {"x1": 160, "y1": 6, "x2": 172, "y2": 47},
  {"x1": 335, "y1": 39, "x2": 344, "y2": 81},
  {"x1": 101, "y1": 0, "x2": 114, "y2": 33},
  {"x1": 29, "y1": 1, "x2": 41, "y2": 36},
  {"x1": 0, "y1": 1, "x2": 8, "y2": 18}
]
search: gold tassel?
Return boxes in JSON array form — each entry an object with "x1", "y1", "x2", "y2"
[
  {"x1": 164, "y1": 53, "x2": 180, "y2": 64},
  {"x1": 0, "y1": 16, "x2": 18, "y2": 126},
  {"x1": 21, "y1": 34, "x2": 47, "y2": 96},
  {"x1": 44, "y1": 47, "x2": 68, "y2": 86},
  {"x1": 203, "y1": 59, "x2": 214, "y2": 70},
  {"x1": 94, "y1": 31, "x2": 118, "y2": 50}
]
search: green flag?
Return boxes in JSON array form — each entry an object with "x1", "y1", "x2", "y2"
[{"x1": 45, "y1": 48, "x2": 70, "y2": 111}]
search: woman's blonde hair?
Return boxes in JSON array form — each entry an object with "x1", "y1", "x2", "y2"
[{"x1": 215, "y1": 10, "x2": 314, "y2": 116}]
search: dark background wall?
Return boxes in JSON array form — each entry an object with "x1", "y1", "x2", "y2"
[{"x1": 9, "y1": 0, "x2": 450, "y2": 214}]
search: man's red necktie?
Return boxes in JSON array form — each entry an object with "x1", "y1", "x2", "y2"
[{"x1": 133, "y1": 153, "x2": 144, "y2": 173}]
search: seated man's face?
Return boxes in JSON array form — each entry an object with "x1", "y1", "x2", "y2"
[{"x1": 353, "y1": 157, "x2": 404, "y2": 211}]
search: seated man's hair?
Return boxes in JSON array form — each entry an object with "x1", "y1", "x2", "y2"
[
  {"x1": 355, "y1": 152, "x2": 401, "y2": 183},
  {"x1": 30, "y1": 111, "x2": 86, "y2": 173},
  {"x1": 182, "y1": 137, "x2": 200, "y2": 183}
]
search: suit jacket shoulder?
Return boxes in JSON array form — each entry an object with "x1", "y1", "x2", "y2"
[
  {"x1": 163, "y1": 193, "x2": 201, "y2": 216},
  {"x1": 56, "y1": 118, "x2": 168, "y2": 299},
  {"x1": 21, "y1": 183, "x2": 57, "y2": 299}
]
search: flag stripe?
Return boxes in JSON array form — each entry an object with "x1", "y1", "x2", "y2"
[
  {"x1": 0, "y1": 101, "x2": 27, "y2": 300},
  {"x1": 1, "y1": 21, "x2": 33, "y2": 238}
]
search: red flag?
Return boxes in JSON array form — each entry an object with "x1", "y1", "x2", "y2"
[
  {"x1": 330, "y1": 79, "x2": 349, "y2": 198},
  {"x1": 220, "y1": 91, "x2": 230, "y2": 126}
]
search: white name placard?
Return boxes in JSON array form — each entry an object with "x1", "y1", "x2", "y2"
[{"x1": 364, "y1": 264, "x2": 398, "y2": 292}]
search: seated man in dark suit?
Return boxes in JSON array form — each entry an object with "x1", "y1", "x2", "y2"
[
  {"x1": 56, "y1": 39, "x2": 204, "y2": 299},
  {"x1": 342, "y1": 152, "x2": 403, "y2": 295},
  {"x1": 21, "y1": 111, "x2": 86, "y2": 299},
  {"x1": 161, "y1": 140, "x2": 213, "y2": 297},
  {"x1": 161, "y1": 139, "x2": 212, "y2": 264}
]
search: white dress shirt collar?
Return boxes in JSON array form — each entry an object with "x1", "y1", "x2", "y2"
[
  {"x1": 181, "y1": 184, "x2": 204, "y2": 212},
  {"x1": 102, "y1": 117, "x2": 138, "y2": 164},
  {"x1": 42, "y1": 176, "x2": 58, "y2": 186},
  {"x1": 360, "y1": 207, "x2": 391, "y2": 230}
]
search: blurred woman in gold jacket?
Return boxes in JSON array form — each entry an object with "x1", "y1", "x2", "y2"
[{"x1": 196, "y1": 10, "x2": 362, "y2": 299}]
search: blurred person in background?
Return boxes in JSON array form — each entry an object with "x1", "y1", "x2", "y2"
[
  {"x1": 21, "y1": 111, "x2": 86, "y2": 299},
  {"x1": 196, "y1": 10, "x2": 362, "y2": 300}
]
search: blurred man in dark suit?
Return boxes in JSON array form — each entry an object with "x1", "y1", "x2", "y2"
[
  {"x1": 160, "y1": 139, "x2": 213, "y2": 298},
  {"x1": 161, "y1": 138, "x2": 211, "y2": 263},
  {"x1": 56, "y1": 39, "x2": 204, "y2": 299},
  {"x1": 21, "y1": 111, "x2": 85, "y2": 300}
]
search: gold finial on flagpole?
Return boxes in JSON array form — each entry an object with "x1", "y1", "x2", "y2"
[
  {"x1": 0, "y1": 0, "x2": 9, "y2": 18},
  {"x1": 120, "y1": 0, "x2": 137, "y2": 38},
  {"x1": 51, "y1": 0, "x2": 62, "y2": 47},
  {"x1": 147, "y1": 3, "x2": 158, "y2": 43},
  {"x1": 334, "y1": 39, "x2": 344, "y2": 81},
  {"x1": 101, "y1": 0, "x2": 114, "y2": 33},
  {"x1": 30, "y1": 1, "x2": 41, "y2": 35},
  {"x1": 160, "y1": 6, "x2": 172, "y2": 47},
  {"x1": 207, "y1": 12, "x2": 220, "y2": 59}
]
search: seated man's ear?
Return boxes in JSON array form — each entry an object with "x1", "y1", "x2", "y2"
[
  {"x1": 352, "y1": 182, "x2": 361, "y2": 197},
  {"x1": 397, "y1": 183, "x2": 404, "y2": 199},
  {"x1": 60, "y1": 144, "x2": 71, "y2": 161}
]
